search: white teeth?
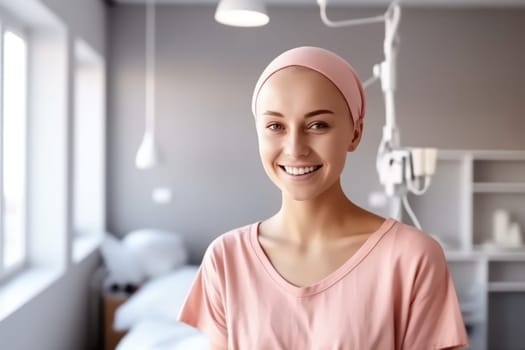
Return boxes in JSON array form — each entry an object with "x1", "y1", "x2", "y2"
[{"x1": 283, "y1": 166, "x2": 318, "y2": 175}]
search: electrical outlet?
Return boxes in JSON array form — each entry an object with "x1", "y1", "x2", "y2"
[{"x1": 152, "y1": 187, "x2": 172, "y2": 204}]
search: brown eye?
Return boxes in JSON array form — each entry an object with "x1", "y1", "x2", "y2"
[
  {"x1": 309, "y1": 122, "x2": 329, "y2": 130},
  {"x1": 267, "y1": 123, "x2": 283, "y2": 131}
]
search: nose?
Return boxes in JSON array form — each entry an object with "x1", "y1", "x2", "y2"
[{"x1": 283, "y1": 128, "x2": 310, "y2": 158}]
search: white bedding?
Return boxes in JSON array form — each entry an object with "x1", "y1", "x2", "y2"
[
  {"x1": 114, "y1": 265, "x2": 209, "y2": 350},
  {"x1": 116, "y1": 319, "x2": 208, "y2": 350}
]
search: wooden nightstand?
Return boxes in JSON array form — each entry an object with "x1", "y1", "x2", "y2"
[{"x1": 103, "y1": 292, "x2": 129, "y2": 350}]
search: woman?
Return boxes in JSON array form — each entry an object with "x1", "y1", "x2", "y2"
[{"x1": 178, "y1": 46, "x2": 469, "y2": 350}]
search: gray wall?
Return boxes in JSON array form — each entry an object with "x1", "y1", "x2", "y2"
[
  {"x1": 107, "y1": 4, "x2": 525, "y2": 263},
  {"x1": 0, "y1": 1, "x2": 106, "y2": 350},
  {"x1": 0, "y1": 254, "x2": 101, "y2": 350}
]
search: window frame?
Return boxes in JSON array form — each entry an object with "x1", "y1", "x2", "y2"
[
  {"x1": 72, "y1": 39, "x2": 106, "y2": 263},
  {"x1": 0, "y1": 11, "x2": 30, "y2": 283}
]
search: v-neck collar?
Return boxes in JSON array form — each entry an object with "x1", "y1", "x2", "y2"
[{"x1": 250, "y1": 218, "x2": 397, "y2": 298}]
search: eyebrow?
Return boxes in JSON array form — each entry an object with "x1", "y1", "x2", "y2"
[{"x1": 262, "y1": 109, "x2": 335, "y2": 118}]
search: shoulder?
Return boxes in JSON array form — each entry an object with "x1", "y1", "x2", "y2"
[
  {"x1": 205, "y1": 222, "x2": 255, "y2": 254},
  {"x1": 201, "y1": 222, "x2": 258, "y2": 267},
  {"x1": 388, "y1": 220, "x2": 446, "y2": 261},
  {"x1": 383, "y1": 220, "x2": 449, "y2": 281}
]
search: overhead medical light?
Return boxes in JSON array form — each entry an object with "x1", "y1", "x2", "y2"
[
  {"x1": 318, "y1": 0, "x2": 437, "y2": 229},
  {"x1": 215, "y1": 0, "x2": 269, "y2": 27},
  {"x1": 136, "y1": 0, "x2": 160, "y2": 169}
]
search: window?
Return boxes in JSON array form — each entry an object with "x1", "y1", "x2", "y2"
[
  {"x1": 0, "y1": 1, "x2": 70, "y2": 288},
  {"x1": 0, "y1": 0, "x2": 106, "y2": 322},
  {"x1": 0, "y1": 28, "x2": 28, "y2": 279},
  {"x1": 72, "y1": 39, "x2": 106, "y2": 262},
  {"x1": 0, "y1": 0, "x2": 104, "y2": 291}
]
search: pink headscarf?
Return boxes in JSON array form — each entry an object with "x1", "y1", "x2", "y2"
[{"x1": 251, "y1": 46, "x2": 366, "y2": 125}]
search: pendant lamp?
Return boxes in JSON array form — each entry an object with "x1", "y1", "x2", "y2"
[
  {"x1": 135, "y1": 0, "x2": 160, "y2": 169},
  {"x1": 215, "y1": 0, "x2": 269, "y2": 27}
]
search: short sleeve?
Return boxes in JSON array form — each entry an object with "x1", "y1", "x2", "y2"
[
  {"x1": 178, "y1": 244, "x2": 228, "y2": 348},
  {"x1": 402, "y1": 239, "x2": 469, "y2": 350}
]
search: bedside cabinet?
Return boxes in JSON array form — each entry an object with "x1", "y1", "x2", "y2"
[{"x1": 103, "y1": 292, "x2": 129, "y2": 350}]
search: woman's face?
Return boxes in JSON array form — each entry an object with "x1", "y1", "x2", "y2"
[{"x1": 255, "y1": 66, "x2": 362, "y2": 201}]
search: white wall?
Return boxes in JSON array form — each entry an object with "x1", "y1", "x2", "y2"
[
  {"x1": 39, "y1": 0, "x2": 106, "y2": 55},
  {"x1": 0, "y1": 0, "x2": 105, "y2": 56},
  {"x1": 0, "y1": 1, "x2": 107, "y2": 349}
]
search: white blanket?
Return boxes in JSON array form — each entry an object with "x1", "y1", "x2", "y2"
[
  {"x1": 116, "y1": 319, "x2": 209, "y2": 350},
  {"x1": 113, "y1": 265, "x2": 209, "y2": 350}
]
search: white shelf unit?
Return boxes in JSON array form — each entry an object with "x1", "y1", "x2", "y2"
[
  {"x1": 488, "y1": 282, "x2": 525, "y2": 292},
  {"x1": 473, "y1": 183, "x2": 525, "y2": 193},
  {"x1": 401, "y1": 150, "x2": 525, "y2": 350}
]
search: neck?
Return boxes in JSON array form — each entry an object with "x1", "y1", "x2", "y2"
[{"x1": 275, "y1": 181, "x2": 361, "y2": 242}]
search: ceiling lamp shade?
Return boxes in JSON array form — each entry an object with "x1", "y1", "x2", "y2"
[
  {"x1": 135, "y1": 0, "x2": 160, "y2": 169},
  {"x1": 215, "y1": 0, "x2": 269, "y2": 27},
  {"x1": 136, "y1": 130, "x2": 159, "y2": 169}
]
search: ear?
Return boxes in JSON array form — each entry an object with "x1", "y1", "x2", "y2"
[{"x1": 347, "y1": 119, "x2": 364, "y2": 152}]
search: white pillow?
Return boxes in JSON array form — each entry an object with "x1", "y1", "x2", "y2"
[
  {"x1": 100, "y1": 234, "x2": 145, "y2": 284},
  {"x1": 122, "y1": 229, "x2": 188, "y2": 279},
  {"x1": 114, "y1": 265, "x2": 199, "y2": 331}
]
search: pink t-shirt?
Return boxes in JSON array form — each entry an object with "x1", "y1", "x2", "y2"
[{"x1": 178, "y1": 218, "x2": 469, "y2": 350}]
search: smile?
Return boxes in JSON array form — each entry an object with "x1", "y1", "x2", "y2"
[{"x1": 279, "y1": 165, "x2": 322, "y2": 176}]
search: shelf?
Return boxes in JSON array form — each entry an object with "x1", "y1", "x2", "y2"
[
  {"x1": 473, "y1": 159, "x2": 525, "y2": 183},
  {"x1": 414, "y1": 150, "x2": 525, "y2": 350},
  {"x1": 444, "y1": 250, "x2": 482, "y2": 261},
  {"x1": 489, "y1": 282, "x2": 525, "y2": 292},
  {"x1": 473, "y1": 182, "x2": 525, "y2": 193},
  {"x1": 470, "y1": 151, "x2": 525, "y2": 161},
  {"x1": 473, "y1": 246, "x2": 525, "y2": 260},
  {"x1": 472, "y1": 193, "x2": 525, "y2": 246}
]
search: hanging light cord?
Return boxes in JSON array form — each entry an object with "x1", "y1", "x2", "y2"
[{"x1": 146, "y1": 0, "x2": 156, "y2": 136}]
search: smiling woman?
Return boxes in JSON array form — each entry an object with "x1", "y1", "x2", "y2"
[
  {"x1": 254, "y1": 65, "x2": 360, "y2": 202},
  {"x1": 178, "y1": 46, "x2": 469, "y2": 350}
]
